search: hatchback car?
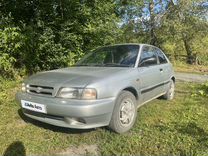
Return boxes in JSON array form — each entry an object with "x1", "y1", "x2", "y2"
[{"x1": 16, "y1": 44, "x2": 175, "y2": 133}]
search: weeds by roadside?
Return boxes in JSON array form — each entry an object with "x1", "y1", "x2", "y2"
[
  {"x1": 192, "y1": 81, "x2": 208, "y2": 97},
  {"x1": 173, "y1": 61, "x2": 208, "y2": 75}
]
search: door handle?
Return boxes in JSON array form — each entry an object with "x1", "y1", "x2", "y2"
[{"x1": 160, "y1": 68, "x2": 163, "y2": 72}]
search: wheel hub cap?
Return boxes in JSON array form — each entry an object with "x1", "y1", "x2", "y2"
[{"x1": 119, "y1": 98, "x2": 135, "y2": 127}]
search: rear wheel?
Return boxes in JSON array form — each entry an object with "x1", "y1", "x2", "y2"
[
  {"x1": 163, "y1": 79, "x2": 175, "y2": 100},
  {"x1": 108, "y1": 91, "x2": 137, "y2": 133}
]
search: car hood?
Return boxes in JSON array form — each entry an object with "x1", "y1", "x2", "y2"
[{"x1": 25, "y1": 67, "x2": 130, "y2": 88}]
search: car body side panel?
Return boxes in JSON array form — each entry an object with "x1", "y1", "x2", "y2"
[
  {"x1": 137, "y1": 65, "x2": 164, "y2": 103},
  {"x1": 86, "y1": 68, "x2": 141, "y2": 102}
]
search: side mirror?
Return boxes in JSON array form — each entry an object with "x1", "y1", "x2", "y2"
[{"x1": 139, "y1": 57, "x2": 157, "y2": 67}]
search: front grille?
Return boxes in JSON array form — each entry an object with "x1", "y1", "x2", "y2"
[{"x1": 27, "y1": 84, "x2": 54, "y2": 97}]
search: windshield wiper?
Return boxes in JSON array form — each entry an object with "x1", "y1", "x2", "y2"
[
  {"x1": 73, "y1": 63, "x2": 131, "y2": 67},
  {"x1": 103, "y1": 63, "x2": 131, "y2": 67},
  {"x1": 72, "y1": 64, "x2": 89, "y2": 66},
  {"x1": 73, "y1": 64, "x2": 103, "y2": 67}
]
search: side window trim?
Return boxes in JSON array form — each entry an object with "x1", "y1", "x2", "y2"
[{"x1": 138, "y1": 45, "x2": 148, "y2": 67}]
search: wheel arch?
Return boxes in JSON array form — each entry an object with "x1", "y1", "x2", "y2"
[
  {"x1": 122, "y1": 86, "x2": 139, "y2": 100},
  {"x1": 171, "y1": 76, "x2": 175, "y2": 83}
]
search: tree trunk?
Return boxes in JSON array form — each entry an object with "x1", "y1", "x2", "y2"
[
  {"x1": 182, "y1": 37, "x2": 193, "y2": 64},
  {"x1": 149, "y1": 2, "x2": 157, "y2": 45}
]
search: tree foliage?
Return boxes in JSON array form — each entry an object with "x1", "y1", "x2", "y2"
[
  {"x1": 117, "y1": 0, "x2": 208, "y2": 63},
  {"x1": 0, "y1": 0, "x2": 121, "y2": 77},
  {"x1": 161, "y1": 0, "x2": 208, "y2": 63},
  {"x1": 0, "y1": 0, "x2": 208, "y2": 78}
]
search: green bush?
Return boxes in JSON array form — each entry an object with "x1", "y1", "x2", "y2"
[
  {"x1": 36, "y1": 28, "x2": 69, "y2": 71},
  {"x1": 0, "y1": 27, "x2": 25, "y2": 78}
]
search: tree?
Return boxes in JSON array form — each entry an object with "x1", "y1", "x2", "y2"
[{"x1": 161, "y1": 0, "x2": 208, "y2": 64}]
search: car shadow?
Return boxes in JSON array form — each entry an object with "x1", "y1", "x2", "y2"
[
  {"x1": 155, "y1": 121, "x2": 208, "y2": 148},
  {"x1": 18, "y1": 109, "x2": 96, "y2": 134},
  {"x1": 3, "y1": 141, "x2": 25, "y2": 156},
  {"x1": 176, "y1": 122, "x2": 208, "y2": 147}
]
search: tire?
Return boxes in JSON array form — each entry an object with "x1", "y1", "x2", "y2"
[
  {"x1": 163, "y1": 79, "x2": 175, "y2": 100},
  {"x1": 108, "y1": 91, "x2": 137, "y2": 133}
]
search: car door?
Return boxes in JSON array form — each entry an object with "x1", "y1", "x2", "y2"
[
  {"x1": 155, "y1": 47, "x2": 171, "y2": 93},
  {"x1": 137, "y1": 45, "x2": 164, "y2": 103}
]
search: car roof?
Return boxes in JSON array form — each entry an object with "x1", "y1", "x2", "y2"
[{"x1": 105, "y1": 43, "x2": 156, "y2": 47}]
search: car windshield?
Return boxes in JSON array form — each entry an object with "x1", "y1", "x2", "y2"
[{"x1": 76, "y1": 45, "x2": 140, "y2": 67}]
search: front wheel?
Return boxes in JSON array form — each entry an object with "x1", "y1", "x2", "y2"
[
  {"x1": 163, "y1": 79, "x2": 175, "y2": 100},
  {"x1": 108, "y1": 91, "x2": 137, "y2": 133}
]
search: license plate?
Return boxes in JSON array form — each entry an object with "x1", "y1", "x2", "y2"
[{"x1": 21, "y1": 100, "x2": 47, "y2": 113}]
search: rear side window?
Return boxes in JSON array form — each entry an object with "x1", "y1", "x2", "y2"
[{"x1": 156, "y1": 48, "x2": 168, "y2": 64}]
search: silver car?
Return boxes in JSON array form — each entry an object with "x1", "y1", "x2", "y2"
[{"x1": 16, "y1": 44, "x2": 175, "y2": 133}]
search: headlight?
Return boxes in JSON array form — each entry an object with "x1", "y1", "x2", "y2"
[
  {"x1": 57, "y1": 88, "x2": 81, "y2": 99},
  {"x1": 22, "y1": 83, "x2": 26, "y2": 92},
  {"x1": 57, "y1": 88, "x2": 97, "y2": 100}
]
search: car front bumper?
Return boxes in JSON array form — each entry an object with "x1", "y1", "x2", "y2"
[{"x1": 16, "y1": 92, "x2": 116, "y2": 129}]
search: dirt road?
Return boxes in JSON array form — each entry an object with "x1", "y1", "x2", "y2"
[{"x1": 175, "y1": 72, "x2": 208, "y2": 82}]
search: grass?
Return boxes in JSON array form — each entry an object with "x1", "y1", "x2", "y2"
[
  {"x1": 1, "y1": 78, "x2": 208, "y2": 155},
  {"x1": 172, "y1": 60, "x2": 208, "y2": 75}
]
